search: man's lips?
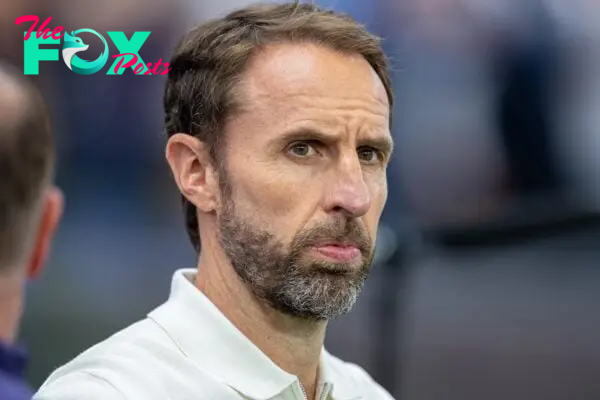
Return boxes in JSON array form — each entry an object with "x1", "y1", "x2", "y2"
[{"x1": 312, "y1": 242, "x2": 362, "y2": 262}]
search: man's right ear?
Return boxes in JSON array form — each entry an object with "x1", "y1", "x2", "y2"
[{"x1": 165, "y1": 134, "x2": 219, "y2": 213}]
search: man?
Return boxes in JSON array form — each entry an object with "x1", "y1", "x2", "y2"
[
  {"x1": 0, "y1": 61, "x2": 63, "y2": 399},
  {"x1": 35, "y1": 2, "x2": 395, "y2": 399}
]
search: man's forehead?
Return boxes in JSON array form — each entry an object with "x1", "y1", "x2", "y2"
[{"x1": 239, "y1": 42, "x2": 389, "y2": 110}]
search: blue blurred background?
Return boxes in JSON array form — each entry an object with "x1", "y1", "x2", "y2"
[{"x1": 3, "y1": 1, "x2": 600, "y2": 399}]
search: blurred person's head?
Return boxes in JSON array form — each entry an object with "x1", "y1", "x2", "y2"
[
  {"x1": 164, "y1": 1, "x2": 393, "y2": 321},
  {"x1": 0, "y1": 61, "x2": 63, "y2": 343}
]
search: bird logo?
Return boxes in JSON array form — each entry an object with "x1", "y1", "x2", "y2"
[{"x1": 62, "y1": 29, "x2": 109, "y2": 75}]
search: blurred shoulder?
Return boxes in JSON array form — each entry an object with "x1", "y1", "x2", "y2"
[
  {"x1": 0, "y1": 371, "x2": 34, "y2": 400},
  {"x1": 322, "y1": 350, "x2": 395, "y2": 399}
]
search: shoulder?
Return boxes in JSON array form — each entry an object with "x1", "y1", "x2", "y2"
[
  {"x1": 34, "y1": 318, "x2": 181, "y2": 400},
  {"x1": 322, "y1": 350, "x2": 396, "y2": 400},
  {"x1": 0, "y1": 370, "x2": 34, "y2": 400},
  {"x1": 33, "y1": 371, "x2": 124, "y2": 400}
]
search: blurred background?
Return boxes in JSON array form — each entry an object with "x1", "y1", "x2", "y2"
[{"x1": 3, "y1": 0, "x2": 600, "y2": 399}]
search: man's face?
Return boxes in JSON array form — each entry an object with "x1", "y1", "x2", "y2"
[{"x1": 216, "y1": 43, "x2": 392, "y2": 320}]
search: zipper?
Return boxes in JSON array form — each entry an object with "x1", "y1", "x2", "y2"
[
  {"x1": 300, "y1": 381, "x2": 332, "y2": 400},
  {"x1": 300, "y1": 382, "x2": 308, "y2": 400}
]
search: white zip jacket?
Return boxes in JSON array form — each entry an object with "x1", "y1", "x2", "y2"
[{"x1": 34, "y1": 269, "x2": 395, "y2": 400}]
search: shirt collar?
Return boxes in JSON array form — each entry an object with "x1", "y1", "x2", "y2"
[
  {"x1": 148, "y1": 269, "x2": 360, "y2": 400},
  {"x1": 0, "y1": 340, "x2": 28, "y2": 378}
]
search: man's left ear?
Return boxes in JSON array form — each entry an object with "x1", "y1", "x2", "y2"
[{"x1": 27, "y1": 186, "x2": 64, "y2": 279}]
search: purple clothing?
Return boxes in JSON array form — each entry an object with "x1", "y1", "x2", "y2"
[{"x1": 0, "y1": 341, "x2": 32, "y2": 400}]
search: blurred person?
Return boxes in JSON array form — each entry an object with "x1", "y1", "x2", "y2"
[
  {"x1": 0, "y1": 61, "x2": 63, "y2": 399},
  {"x1": 34, "y1": 2, "x2": 395, "y2": 400},
  {"x1": 394, "y1": 3, "x2": 600, "y2": 399},
  {"x1": 39, "y1": 0, "x2": 181, "y2": 178},
  {"x1": 544, "y1": 0, "x2": 600, "y2": 208},
  {"x1": 28, "y1": 0, "x2": 187, "y2": 302},
  {"x1": 380, "y1": 0, "x2": 510, "y2": 228}
]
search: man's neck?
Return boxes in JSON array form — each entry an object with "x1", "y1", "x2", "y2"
[
  {"x1": 0, "y1": 272, "x2": 24, "y2": 344},
  {"x1": 194, "y1": 243, "x2": 326, "y2": 400}
]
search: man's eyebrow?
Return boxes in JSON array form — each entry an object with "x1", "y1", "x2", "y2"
[
  {"x1": 276, "y1": 127, "x2": 335, "y2": 145},
  {"x1": 275, "y1": 127, "x2": 394, "y2": 155},
  {"x1": 358, "y1": 136, "x2": 394, "y2": 156}
]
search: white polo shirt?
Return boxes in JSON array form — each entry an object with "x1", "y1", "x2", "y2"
[{"x1": 34, "y1": 269, "x2": 395, "y2": 400}]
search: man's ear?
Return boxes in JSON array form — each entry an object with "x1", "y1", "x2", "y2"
[
  {"x1": 27, "y1": 186, "x2": 64, "y2": 279},
  {"x1": 165, "y1": 134, "x2": 219, "y2": 213}
]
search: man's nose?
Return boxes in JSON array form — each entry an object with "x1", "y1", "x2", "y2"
[{"x1": 323, "y1": 157, "x2": 372, "y2": 218}]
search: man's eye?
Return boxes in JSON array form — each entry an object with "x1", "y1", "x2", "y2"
[
  {"x1": 357, "y1": 147, "x2": 382, "y2": 163},
  {"x1": 289, "y1": 142, "x2": 316, "y2": 157}
]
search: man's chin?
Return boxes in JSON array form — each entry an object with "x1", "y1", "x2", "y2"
[
  {"x1": 307, "y1": 262, "x2": 355, "y2": 277},
  {"x1": 269, "y1": 297, "x2": 359, "y2": 321},
  {"x1": 265, "y1": 274, "x2": 366, "y2": 320}
]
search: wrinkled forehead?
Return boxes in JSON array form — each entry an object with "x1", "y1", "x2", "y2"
[{"x1": 236, "y1": 43, "x2": 390, "y2": 120}]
